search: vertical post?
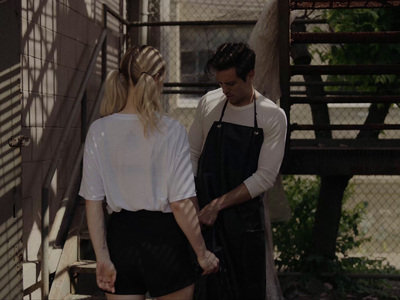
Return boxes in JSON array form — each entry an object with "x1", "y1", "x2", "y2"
[
  {"x1": 102, "y1": 4, "x2": 108, "y2": 82},
  {"x1": 140, "y1": 0, "x2": 149, "y2": 44},
  {"x1": 81, "y1": 91, "x2": 88, "y2": 141},
  {"x1": 278, "y1": 0, "x2": 291, "y2": 150},
  {"x1": 41, "y1": 188, "x2": 49, "y2": 300},
  {"x1": 126, "y1": 0, "x2": 141, "y2": 47}
]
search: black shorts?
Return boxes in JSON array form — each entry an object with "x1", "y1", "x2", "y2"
[{"x1": 106, "y1": 209, "x2": 197, "y2": 297}]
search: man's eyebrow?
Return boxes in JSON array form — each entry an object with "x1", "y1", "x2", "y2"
[{"x1": 218, "y1": 81, "x2": 235, "y2": 85}]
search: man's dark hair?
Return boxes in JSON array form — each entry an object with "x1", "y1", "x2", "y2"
[{"x1": 205, "y1": 42, "x2": 255, "y2": 82}]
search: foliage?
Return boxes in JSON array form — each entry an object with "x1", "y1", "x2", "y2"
[
  {"x1": 272, "y1": 175, "x2": 319, "y2": 271},
  {"x1": 274, "y1": 175, "x2": 400, "y2": 299},
  {"x1": 312, "y1": 8, "x2": 400, "y2": 94},
  {"x1": 275, "y1": 8, "x2": 400, "y2": 299},
  {"x1": 272, "y1": 175, "x2": 369, "y2": 272}
]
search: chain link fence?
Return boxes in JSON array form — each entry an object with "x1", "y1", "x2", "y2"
[
  {"x1": 138, "y1": 0, "x2": 400, "y2": 273},
  {"x1": 345, "y1": 175, "x2": 400, "y2": 268}
]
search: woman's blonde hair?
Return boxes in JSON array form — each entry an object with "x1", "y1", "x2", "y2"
[{"x1": 100, "y1": 45, "x2": 166, "y2": 136}]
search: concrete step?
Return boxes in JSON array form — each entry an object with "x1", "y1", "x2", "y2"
[
  {"x1": 64, "y1": 294, "x2": 154, "y2": 300},
  {"x1": 80, "y1": 229, "x2": 90, "y2": 240},
  {"x1": 63, "y1": 294, "x2": 106, "y2": 300},
  {"x1": 70, "y1": 260, "x2": 96, "y2": 274}
]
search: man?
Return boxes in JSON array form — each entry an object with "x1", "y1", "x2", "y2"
[{"x1": 188, "y1": 42, "x2": 287, "y2": 300}]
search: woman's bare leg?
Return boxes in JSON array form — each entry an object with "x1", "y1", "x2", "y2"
[{"x1": 157, "y1": 283, "x2": 194, "y2": 300}]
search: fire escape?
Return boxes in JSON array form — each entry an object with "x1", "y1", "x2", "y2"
[{"x1": 279, "y1": 0, "x2": 400, "y2": 176}]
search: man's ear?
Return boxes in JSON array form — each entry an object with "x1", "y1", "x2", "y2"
[{"x1": 247, "y1": 69, "x2": 255, "y2": 81}]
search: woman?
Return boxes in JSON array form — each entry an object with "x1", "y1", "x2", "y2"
[{"x1": 79, "y1": 45, "x2": 219, "y2": 300}]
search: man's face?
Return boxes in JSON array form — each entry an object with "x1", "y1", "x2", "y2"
[{"x1": 215, "y1": 67, "x2": 254, "y2": 107}]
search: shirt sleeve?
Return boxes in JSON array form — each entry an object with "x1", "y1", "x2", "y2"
[
  {"x1": 188, "y1": 97, "x2": 206, "y2": 176},
  {"x1": 168, "y1": 123, "x2": 197, "y2": 202},
  {"x1": 79, "y1": 124, "x2": 105, "y2": 201},
  {"x1": 244, "y1": 107, "x2": 287, "y2": 198}
]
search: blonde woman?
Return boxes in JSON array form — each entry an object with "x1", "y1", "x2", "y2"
[{"x1": 79, "y1": 45, "x2": 219, "y2": 300}]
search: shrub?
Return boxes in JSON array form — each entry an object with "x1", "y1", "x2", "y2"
[{"x1": 272, "y1": 175, "x2": 399, "y2": 299}]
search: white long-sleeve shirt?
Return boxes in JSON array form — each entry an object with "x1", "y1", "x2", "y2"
[
  {"x1": 79, "y1": 113, "x2": 196, "y2": 213},
  {"x1": 188, "y1": 88, "x2": 287, "y2": 198}
]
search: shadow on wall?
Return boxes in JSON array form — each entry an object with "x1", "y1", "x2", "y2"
[
  {"x1": 0, "y1": 0, "x2": 23, "y2": 299},
  {"x1": 19, "y1": 0, "x2": 106, "y2": 297}
]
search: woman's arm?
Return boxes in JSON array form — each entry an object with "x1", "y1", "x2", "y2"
[
  {"x1": 170, "y1": 197, "x2": 219, "y2": 275},
  {"x1": 86, "y1": 200, "x2": 116, "y2": 293}
]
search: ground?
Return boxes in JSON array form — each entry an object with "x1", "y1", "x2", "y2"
[{"x1": 281, "y1": 277, "x2": 400, "y2": 300}]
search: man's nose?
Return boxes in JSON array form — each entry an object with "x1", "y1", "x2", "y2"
[{"x1": 222, "y1": 85, "x2": 230, "y2": 94}]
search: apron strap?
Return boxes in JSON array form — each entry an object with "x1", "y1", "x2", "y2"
[
  {"x1": 218, "y1": 99, "x2": 229, "y2": 124},
  {"x1": 253, "y1": 94, "x2": 259, "y2": 132}
]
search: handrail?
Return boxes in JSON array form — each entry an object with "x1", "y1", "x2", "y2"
[
  {"x1": 48, "y1": 82, "x2": 106, "y2": 249},
  {"x1": 41, "y1": 28, "x2": 107, "y2": 300},
  {"x1": 41, "y1": 3, "x2": 134, "y2": 298}
]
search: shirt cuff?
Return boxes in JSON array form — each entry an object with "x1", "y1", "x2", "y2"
[{"x1": 244, "y1": 176, "x2": 268, "y2": 199}]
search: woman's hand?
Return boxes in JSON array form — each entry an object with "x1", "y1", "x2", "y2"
[
  {"x1": 86, "y1": 200, "x2": 116, "y2": 293},
  {"x1": 197, "y1": 250, "x2": 220, "y2": 275},
  {"x1": 96, "y1": 258, "x2": 117, "y2": 293}
]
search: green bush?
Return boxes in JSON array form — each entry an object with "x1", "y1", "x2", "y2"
[
  {"x1": 272, "y1": 175, "x2": 370, "y2": 272},
  {"x1": 272, "y1": 175, "x2": 399, "y2": 299}
]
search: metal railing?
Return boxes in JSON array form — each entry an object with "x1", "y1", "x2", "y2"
[
  {"x1": 40, "y1": 28, "x2": 107, "y2": 299},
  {"x1": 40, "y1": 3, "x2": 129, "y2": 299}
]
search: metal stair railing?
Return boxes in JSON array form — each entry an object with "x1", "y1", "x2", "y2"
[
  {"x1": 41, "y1": 27, "x2": 107, "y2": 300},
  {"x1": 40, "y1": 3, "x2": 132, "y2": 299}
]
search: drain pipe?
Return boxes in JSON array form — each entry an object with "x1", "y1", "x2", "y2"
[{"x1": 140, "y1": 0, "x2": 149, "y2": 44}]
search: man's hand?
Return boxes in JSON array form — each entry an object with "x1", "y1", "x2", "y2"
[
  {"x1": 96, "y1": 258, "x2": 117, "y2": 293},
  {"x1": 198, "y1": 200, "x2": 220, "y2": 226},
  {"x1": 198, "y1": 184, "x2": 253, "y2": 227}
]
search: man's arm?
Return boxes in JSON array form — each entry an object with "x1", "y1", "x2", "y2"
[
  {"x1": 198, "y1": 183, "x2": 252, "y2": 226},
  {"x1": 243, "y1": 108, "x2": 288, "y2": 198},
  {"x1": 199, "y1": 107, "x2": 287, "y2": 226},
  {"x1": 188, "y1": 118, "x2": 203, "y2": 177}
]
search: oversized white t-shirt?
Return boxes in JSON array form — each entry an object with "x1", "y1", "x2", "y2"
[
  {"x1": 188, "y1": 88, "x2": 287, "y2": 199},
  {"x1": 79, "y1": 113, "x2": 196, "y2": 213}
]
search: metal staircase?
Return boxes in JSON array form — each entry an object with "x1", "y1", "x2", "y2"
[
  {"x1": 278, "y1": 0, "x2": 400, "y2": 176},
  {"x1": 44, "y1": 5, "x2": 159, "y2": 299},
  {"x1": 49, "y1": 201, "x2": 104, "y2": 300},
  {"x1": 42, "y1": 5, "x2": 123, "y2": 300}
]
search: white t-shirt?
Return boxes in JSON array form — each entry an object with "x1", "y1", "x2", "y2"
[
  {"x1": 79, "y1": 113, "x2": 196, "y2": 213},
  {"x1": 188, "y1": 88, "x2": 287, "y2": 199}
]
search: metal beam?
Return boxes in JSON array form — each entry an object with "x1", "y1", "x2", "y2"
[
  {"x1": 292, "y1": 31, "x2": 400, "y2": 44},
  {"x1": 291, "y1": 64, "x2": 400, "y2": 75},
  {"x1": 290, "y1": 1, "x2": 400, "y2": 9}
]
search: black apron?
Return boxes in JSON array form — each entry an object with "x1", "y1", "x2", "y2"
[{"x1": 194, "y1": 97, "x2": 266, "y2": 300}]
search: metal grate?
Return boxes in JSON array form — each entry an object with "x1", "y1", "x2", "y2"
[{"x1": 290, "y1": 0, "x2": 400, "y2": 9}]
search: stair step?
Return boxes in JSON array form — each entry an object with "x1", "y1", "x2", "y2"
[
  {"x1": 63, "y1": 295, "x2": 106, "y2": 300},
  {"x1": 64, "y1": 294, "x2": 155, "y2": 300},
  {"x1": 70, "y1": 260, "x2": 96, "y2": 274},
  {"x1": 80, "y1": 229, "x2": 90, "y2": 240},
  {"x1": 68, "y1": 261, "x2": 156, "y2": 299}
]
